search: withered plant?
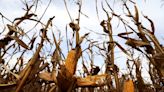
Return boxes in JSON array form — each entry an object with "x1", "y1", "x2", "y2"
[{"x1": 0, "y1": 0, "x2": 163, "y2": 92}]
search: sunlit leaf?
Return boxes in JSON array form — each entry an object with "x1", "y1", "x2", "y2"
[{"x1": 39, "y1": 72, "x2": 53, "y2": 81}]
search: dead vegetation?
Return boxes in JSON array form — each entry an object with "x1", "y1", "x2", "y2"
[{"x1": 0, "y1": 0, "x2": 163, "y2": 92}]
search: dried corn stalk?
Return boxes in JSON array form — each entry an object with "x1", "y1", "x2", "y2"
[
  {"x1": 123, "y1": 79, "x2": 134, "y2": 92},
  {"x1": 56, "y1": 47, "x2": 82, "y2": 92},
  {"x1": 65, "y1": 48, "x2": 82, "y2": 77}
]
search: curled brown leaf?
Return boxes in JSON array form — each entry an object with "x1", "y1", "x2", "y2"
[{"x1": 8, "y1": 35, "x2": 29, "y2": 50}]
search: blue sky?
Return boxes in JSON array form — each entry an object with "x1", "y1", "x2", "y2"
[{"x1": 0, "y1": 0, "x2": 164, "y2": 79}]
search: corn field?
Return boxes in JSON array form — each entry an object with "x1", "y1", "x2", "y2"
[{"x1": 0, "y1": 0, "x2": 164, "y2": 92}]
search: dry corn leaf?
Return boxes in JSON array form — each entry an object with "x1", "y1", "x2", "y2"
[
  {"x1": 7, "y1": 24, "x2": 25, "y2": 35},
  {"x1": 38, "y1": 63, "x2": 49, "y2": 72},
  {"x1": 0, "y1": 58, "x2": 4, "y2": 64},
  {"x1": 51, "y1": 49, "x2": 60, "y2": 64},
  {"x1": 82, "y1": 61, "x2": 89, "y2": 75},
  {"x1": 153, "y1": 53, "x2": 164, "y2": 76},
  {"x1": 100, "y1": 20, "x2": 108, "y2": 33},
  {"x1": 2, "y1": 64, "x2": 20, "y2": 80},
  {"x1": 123, "y1": 79, "x2": 134, "y2": 92},
  {"x1": 52, "y1": 70, "x2": 57, "y2": 83},
  {"x1": 16, "y1": 30, "x2": 44, "y2": 92},
  {"x1": 134, "y1": 5, "x2": 139, "y2": 23},
  {"x1": 144, "y1": 15, "x2": 155, "y2": 34},
  {"x1": 0, "y1": 82, "x2": 16, "y2": 87},
  {"x1": 115, "y1": 42, "x2": 131, "y2": 58},
  {"x1": 118, "y1": 32, "x2": 133, "y2": 36},
  {"x1": 69, "y1": 22, "x2": 80, "y2": 31},
  {"x1": 14, "y1": 14, "x2": 36, "y2": 21},
  {"x1": 125, "y1": 38, "x2": 150, "y2": 47},
  {"x1": 78, "y1": 33, "x2": 89, "y2": 45},
  {"x1": 51, "y1": 30, "x2": 61, "y2": 56},
  {"x1": 7, "y1": 24, "x2": 17, "y2": 33},
  {"x1": 45, "y1": 16, "x2": 55, "y2": 29},
  {"x1": 39, "y1": 72, "x2": 53, "y2": 81},
  {"x1": 29, "y1": 36, "x2": 36, "y2": 50},
  {"x1": 28, "y1": 59, "x2": 42, "y2": 81},
  {"x1": 143, "y1": 31, "x2": 164, "y2": 53},
  {"x1": 0, "y1": 41, "x2": 6, "y2": 49},
  {"x1": 0, "y1": 25, "x2": 15, "y2": 48},
  {"x1": 77, "y1": 78, "x2": 96, "y2": 87},
  {"x1": 77, "y1": 74, "x2": 108, "y2": 87},
  {"x1": 126, "y1": 14, "x2": 133, "y2": 17},
  {"x1": 8, "y1": 35, "x2": 29, "y2": 49}
]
